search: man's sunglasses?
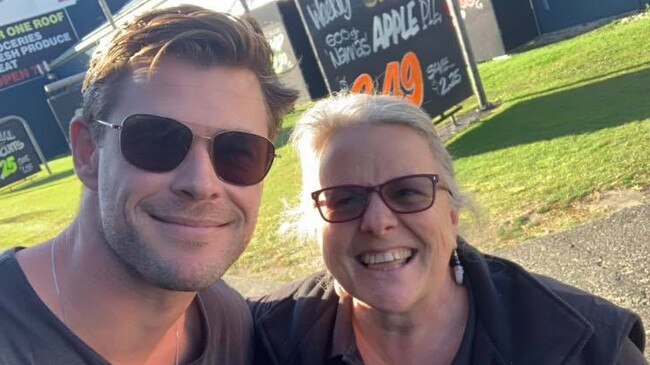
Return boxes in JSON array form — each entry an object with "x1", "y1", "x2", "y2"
[
  {"x1": 311, "y1": 174, "x2": 450, "y2": 223},
  {"x1": 95, "y1": 114, "x2": 276, "y2": 186}
]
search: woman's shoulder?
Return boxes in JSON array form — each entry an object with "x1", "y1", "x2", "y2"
[
  {"x1": 247, "y1": 271, "x2": 338, "y2": 322},
  {"x1": 459, "y1": 241, "x2": 645, "y2": 362},
  {"x1": 247, "y1": 272, "x2": 340, "y2": 365}
]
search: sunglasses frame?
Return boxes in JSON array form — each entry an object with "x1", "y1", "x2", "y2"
[
  {"x1": 310, "y1": 174, "x2": 451, "y2": 223},
  {"x1": 94, "y1": 114, "x2": 278, "y2": 186}
]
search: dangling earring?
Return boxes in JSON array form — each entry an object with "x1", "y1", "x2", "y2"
[{"x1": 451, "y1": 249, "x2": 464, "y2": 285}]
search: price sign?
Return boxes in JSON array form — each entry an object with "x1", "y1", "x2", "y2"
[
  {"x1": 295, "y1": 0, "x2": 472, "y2": 116},
  {"x1": 0, "y1": 116, "x2": 44, "y2": 188}
]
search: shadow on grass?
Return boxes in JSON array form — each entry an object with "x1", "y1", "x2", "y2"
[
  {"x1": 504, "y1": 61, "x2": 650, "y2": 104},
  {"x1": 448, "y1": 68, "x2": 650, "y2": 159},
  {"x1": 0, "y1": 210, "x2": 54, "y2": 224},
  {"x1": 3, "y1": 168, "x2": 76, "y2": 195}
]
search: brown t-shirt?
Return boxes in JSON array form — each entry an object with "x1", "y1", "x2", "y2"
[{"x1": 0, "y1": 248, "x2": 253, "y2": 364}]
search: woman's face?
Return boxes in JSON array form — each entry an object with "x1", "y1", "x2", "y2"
[{"x1": 316, "y1": 124, "x2": 459, "y2": 314}]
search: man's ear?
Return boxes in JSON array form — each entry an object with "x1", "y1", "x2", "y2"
[{"x1": 70, "y1": 116, "x2": 99, "y2": 191}]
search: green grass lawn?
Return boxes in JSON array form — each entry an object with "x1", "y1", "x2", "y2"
[{"x1": 2, "y1": 14, "x2": 649, "y2": 282}]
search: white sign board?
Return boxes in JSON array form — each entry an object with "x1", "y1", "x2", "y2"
[{"x1": 0, "y1": 0, "x2": 76, "y2": 26}]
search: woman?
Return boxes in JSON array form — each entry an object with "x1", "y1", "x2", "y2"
[{"x1": 249, "y1": 94, "x2": 646, "y2": 364}]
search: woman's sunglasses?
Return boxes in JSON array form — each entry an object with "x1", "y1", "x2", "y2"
[
  {"x1": 95, "y1": 114, "x2": 276, "y2": 186},
  {"x1": 311, "y1": 174, "x2": 450, "y2": 223}
]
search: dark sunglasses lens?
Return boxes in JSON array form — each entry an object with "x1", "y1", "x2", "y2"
[
  {"x1": 212, "y1": 131, "x2": 275, "y2": 186},
  {"x1": 382, "y1": 176, "x2": 435, "y2": 213},
  {"x1": 120, "y1": 115, "x2": 192, "y2": 172},
  {"x1": 317, "y1": 187, "x2": 367, "y2": 223}
]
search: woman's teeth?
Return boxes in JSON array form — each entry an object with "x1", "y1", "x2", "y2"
[{"x1": 359, "y1": 248, "x2": 414, "y2": 266}]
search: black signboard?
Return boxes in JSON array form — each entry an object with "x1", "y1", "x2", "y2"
[
  {"x1": 0, "y1": 10, "x2": 77, "y2": 92},
  {"x1": 0, "y1": 116, "x2": 43, "y2": 188},
  {"x1": 295, "y1": 0, "x2": 472, "y2": 116},
  {"x1": 47, "y1": 82, "x2": 83, "y2": 144}
]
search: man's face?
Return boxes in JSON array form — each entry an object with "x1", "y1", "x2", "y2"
[{"x1": 95, "y1": 59, "x2": 269, "y2": 291}]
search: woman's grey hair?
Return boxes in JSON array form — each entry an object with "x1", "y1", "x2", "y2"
[{"x1": 282, "y1": 93, "x2": 467, "y2": 243}]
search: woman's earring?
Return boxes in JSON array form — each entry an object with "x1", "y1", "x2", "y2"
[{"x1": 451, "y1": 249, "x2": 464, "y2": 285}]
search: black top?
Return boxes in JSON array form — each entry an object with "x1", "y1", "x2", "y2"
[{"x1": 0, "y1": 248, "x2": 254, "y2": 365}]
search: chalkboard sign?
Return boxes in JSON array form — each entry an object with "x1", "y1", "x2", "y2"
[
  {"x1": 0, "y1": 116, "x2": 44, "y2": 188},
  {"x1": 294, "y1": 0, "x2": 472, "y2": 116}
]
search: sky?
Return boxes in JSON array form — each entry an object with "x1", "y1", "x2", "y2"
[{"x1": 0, "y1": 0, "x2": 276, "y2": 26}]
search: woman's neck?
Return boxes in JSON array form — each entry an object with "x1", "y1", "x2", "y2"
[{"x1": 351, "y1": 274, "x2": 469, "y2": 365}]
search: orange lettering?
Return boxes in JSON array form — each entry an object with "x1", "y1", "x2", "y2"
[
  {"x1": 382, "y1": 61, "x2": 403, "y2": 97},
  {"x1": 401, "y1": 52, "x2": 423, "y2": 106},
  {"x1": 351, "y1": 73, "x2": 374, "y2": 95}
]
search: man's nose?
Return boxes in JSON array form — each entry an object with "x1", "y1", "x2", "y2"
[{"x1": 170, "y1": 140, "x2": 225, "y2": 200}]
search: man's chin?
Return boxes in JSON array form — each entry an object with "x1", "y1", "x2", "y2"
[{"x1": 144, "y1": 260, "x2": 230, "y2": 292}]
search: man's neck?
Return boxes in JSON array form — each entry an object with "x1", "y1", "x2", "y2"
[{"x1": 16, "y1": 216, "x2": 202, "y2": 364}]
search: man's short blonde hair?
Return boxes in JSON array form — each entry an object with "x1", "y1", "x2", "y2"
[{"x1": 82, "y1": 5, "x2": 298, "y2": 140}]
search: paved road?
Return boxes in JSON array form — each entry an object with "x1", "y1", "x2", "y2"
[
  {"x1": 496, "y1": 202, "x2": 649, "y2": 358},
  {"x1": 226, "y1": 202, "x2": 650, "y2": 357}
]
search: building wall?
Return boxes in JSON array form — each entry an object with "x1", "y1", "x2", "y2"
[{"x1": 531, "y1": 0, "x2": 647, "y2": 34}]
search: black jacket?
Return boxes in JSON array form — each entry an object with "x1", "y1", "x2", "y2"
[{"x1": 249, "y1": 240, "x2": 646, "y2": 365}]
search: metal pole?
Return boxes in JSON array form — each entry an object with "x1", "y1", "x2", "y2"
[
  {"x1": 96, "y1": 0, "x2": 117, "y2": 30},
  {"x1": 446, "y1": 0, "x2": 491, "y2": 111},
  {"x1": 239, "y1": 0, "x2": 250, "y2": 13},
  {"x1": 293, "y1": 0, "x2": 333, "y2": 94},
  {"x1": 528, "y1": 0, "x2": 542, "y2": 36}
]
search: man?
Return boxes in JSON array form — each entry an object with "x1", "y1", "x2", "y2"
[{"x1": 0, "y1": 5, "x2": 298, "y2": 364}]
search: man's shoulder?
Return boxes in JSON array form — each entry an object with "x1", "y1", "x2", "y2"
[
  {"x1": 0, "y1": 247, "x2": 25, "y2": 285},
  {"x1": 202, "y1": 279, "x2": 245, "y2": 301},
  {"x1": 0, "y1": 247, "x2": 20, "y2": 264},
  {"x1": 200, "y1": 279, "x2": 251, "y2": 317}
]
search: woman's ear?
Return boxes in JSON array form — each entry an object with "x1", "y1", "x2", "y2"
[
  {"x1": 451, "y1": 206, "x2": 459, "y2": 228},
  {"x1": 70, "y1": 116, "x2": 99, "y2": 191}
]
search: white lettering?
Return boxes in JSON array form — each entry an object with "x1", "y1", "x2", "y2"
[
  {"x1": 0, "y1": 140, "x2": 25, "y2": 158},
  {"x1": 418, "y1": 0, "x2": 442, "y2": 29},
  {"x1": 19, "y1": 32, "x2": 71, "y2": 56},
  {"x1": 0, "y1": 130, "x2": 16, "y2": 142},
  {"x1": 305, "y1": 0, "x2": 352, "y2": 30},
  {"x1": 327, "y1": 37, "x2": 372, "y2": 69},
  {"x1": 372, "y1": 0, "x2": 420, "y2": 53},
  {"x1": 0, "y1": 48, "x2": 20, "y2": 62},
  {"x1": 427, "y1": 59, "x2": 462, "y2": 96},
  {"x1": 0, "y1": 58, "x2": 18, "y2": 72}
]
